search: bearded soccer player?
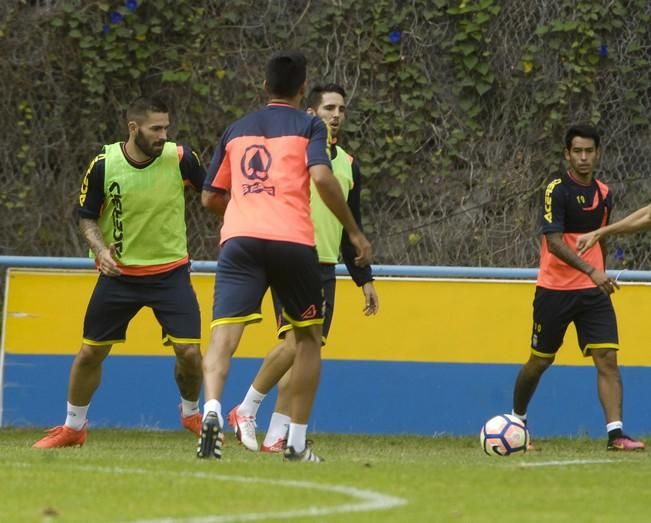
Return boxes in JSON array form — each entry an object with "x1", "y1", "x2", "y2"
[
  {"x1": 226, "y1": 83, "x2": 379, "y2": 453},
  {"x1": 511, "y1": 124, "x2": 644, "y2": 451},
  {"x1": 33, "y1": 96, "x2": 206, "y2": 448},
  {"x1": 199, "y1": 51, "x2": 372, "y2": 462}
]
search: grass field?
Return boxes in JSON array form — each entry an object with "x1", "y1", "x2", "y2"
[{"x1": 1, "y1": 428, "x2": 649, "y2": 523}]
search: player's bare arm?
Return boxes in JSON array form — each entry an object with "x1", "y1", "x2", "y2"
[
  {"x1": 310, "y1": 164, "x2": 372, "y2": 266},
  {"x1": 546, "y1": 232, "x2": 618, "y2": 295},
  {"x1": 201, "y1": 189, "x2": 229, "y2": 217},
  {"x1": 362, "y1": 281, "x2": 379, "y2": 315},
  {"x1": 577, "y1": 203, "x2": 651, "y2": 255},
  {"x1": 79, "y1": 218, "x2": 121, "y2": 277}
]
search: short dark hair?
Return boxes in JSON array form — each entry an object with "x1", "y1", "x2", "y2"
[
  {"x1": 126, "y1": 96, "x2": 169, "y2": 123},
  {"x1": 565, "y1": 124, "x2": 600, "y2": 150},
  {"x1": 265, "y1": 50, "x2": 307, "y2": 98},
  {"x1": 305, "y1": 83, "x2": 347, "y2": 110}
]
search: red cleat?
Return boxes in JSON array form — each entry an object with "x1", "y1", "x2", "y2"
[
  {"x1": 261, "y1": 437, "x2": 287, "y2": 453},
  {"x1": 181, "y1": 412, "x2": 202, "y2": 436},
  {"x1": 32, "y1": 425, "x2": 87, "y2": 449}
]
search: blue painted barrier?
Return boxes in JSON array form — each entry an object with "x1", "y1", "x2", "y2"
[{"x1": 2, "y1": 256, "x2": 650, "y2": 436}]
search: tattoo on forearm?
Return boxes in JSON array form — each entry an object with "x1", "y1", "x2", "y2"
[{"x1": 79, "y1": 219, "x2": 107, "y2": 256}]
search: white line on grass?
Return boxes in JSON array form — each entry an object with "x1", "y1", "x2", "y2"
[
  {"x1": 12, "y1": 462, "x2": 407, "y2": 522},
  {"x1": 518, "y1": 459, "x2": 617, "y2": 468}
]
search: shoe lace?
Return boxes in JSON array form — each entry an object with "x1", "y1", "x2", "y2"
[
  {"x1": 241, "y1": 416, "x2": 257, "y2": 438},
  {"x1": 44, "y1": 426, "x2": 64, "y2": 437}
]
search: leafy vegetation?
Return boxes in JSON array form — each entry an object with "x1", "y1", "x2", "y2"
[{"x1": 1, "y1": 0, "x2": 650, "y2": 268}]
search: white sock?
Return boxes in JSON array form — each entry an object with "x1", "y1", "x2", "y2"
[
  {"x1": 607, "y1": 421, "x2": 623, "y2": 432},
  {"x1": 511, "y1": 410, "x2": 527, "y2": 423},
  {"x1": 263, "y1": 412, "x2": 290, "y2": 446},
  {"x1": 65, "y1": 402, "x2": 89, "y2": 431},
  {"x1": 180, "y1": 397, "x2": 200, "y2": 418},
  {"x1": 238, "y1": 386, "x2": 266, "y2": 417},
  {"x1": 203, "y1": 399, "x2": 223, "y2": 427},
  {"x1": 287, "y1": 423, "x2": 308, "y2": 453}
]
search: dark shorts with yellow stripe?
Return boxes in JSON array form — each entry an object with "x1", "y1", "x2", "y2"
[
  {"x1": 272, "y1": 263, "x2": 335, "y2": 344},
  {"x1": 211, "y1": 237, "x2": 323, "y2": 328},
  {"x1": 83, "y1": 263, "x2": 201, "y2": 345},
  {"x1": 531, "y1": 286, "x2": 619, "y2": 357}
]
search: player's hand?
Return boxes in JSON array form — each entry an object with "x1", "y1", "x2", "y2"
[
  {"x1": 97, "y1": 244, "x2": 122, "y2": 277},
  {"x1": 590, "y1": 268, "x2": 619, "y2": 295},
  {"x1": 362, "y1": 282, "x2": 379, "y2": 316},
  {"x1": 576, "y1": 230, "x2": 600, "y2": 256},
  {"x1": 349, "y1": 231, "x2": 373, "y2": 267}
]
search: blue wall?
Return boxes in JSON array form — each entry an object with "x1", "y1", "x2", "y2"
[{"x1": 4, "y1": 354, "x2": 650, "y2": 437}]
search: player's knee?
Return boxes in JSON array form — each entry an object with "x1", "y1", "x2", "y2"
[
  {"x1": 528, "y1": 354, "x2": 554, "y2": 373},
  {"x1": 174, "y1": 343, "x2": 202, "y2": 369},
  {"x1": 77, "y1": 343, "x2": 110, "y2": 366},
  {"x1": 592, "y1": 349, "x2": 619, "y2": 372}
]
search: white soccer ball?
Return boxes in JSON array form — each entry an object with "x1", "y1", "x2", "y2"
[{"x1": 480, "y1": 414, "x2": 529, "y2": 456}]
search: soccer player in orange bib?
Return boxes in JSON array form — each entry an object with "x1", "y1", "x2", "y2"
[
  {"x1": 226, "y1": 83, "x2": 379, "y2": 454},
  {"x1": 511, "y1": 124, "x2": 644, "y2": 451},
  {"x1": 199, "y1": 51, "x2": 372, "y2": 462}
]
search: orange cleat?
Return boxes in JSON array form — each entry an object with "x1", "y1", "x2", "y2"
[
  {"x1": 180, "y1": 412, "x2": 202, "y2": 436},
  {"x1": 261, "y1": 437, "x2": 287, "y2": 453},
  {"x1": 32, "y1": 425, "x2": 87, "y2": 449}
]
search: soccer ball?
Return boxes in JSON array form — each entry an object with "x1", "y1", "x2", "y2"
[{"x1": 480, "y1": 414, "x2": 529, "y2": 456}]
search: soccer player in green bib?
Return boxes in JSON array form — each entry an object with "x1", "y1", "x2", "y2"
[
  {"x1": 33, "y1": 96, "x2": 206, "y2": 448},
  {"x1": 227, "y1": 83, "x2": 380, "y2": 453}
]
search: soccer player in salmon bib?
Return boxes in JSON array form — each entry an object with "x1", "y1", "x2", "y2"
[{"x1": 199, "y1": 51, "x2": 372, "y2": 462}]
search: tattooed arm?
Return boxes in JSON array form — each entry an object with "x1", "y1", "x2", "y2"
[
  {"x1": 78, "y1": 151, "x2": 121, "y2": 276},
  {"x1": 79, "y1": 218, "x2": 121, "y2": 276}
]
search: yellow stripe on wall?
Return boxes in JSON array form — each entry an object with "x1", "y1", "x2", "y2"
[{"x1": 3, "y1": 269, "x2": 651, "y2": 366}]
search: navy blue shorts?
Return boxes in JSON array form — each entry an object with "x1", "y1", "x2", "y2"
[
  {"x1": 212, "y1": 237, "x2": 324, "y2": 329},
  {"x1": 83, "y1": 263, "x2": 201, "y2": 346},
  {"x1": 531, "y1": 287, "x2": 619, "y2": 357},
  {"x1": 273, "y1": 264, "x2": 335, "y2": 344}
]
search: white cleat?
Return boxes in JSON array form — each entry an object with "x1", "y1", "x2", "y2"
[{"x1": 227, "y1": 405, "x2": 259, "y2": 451}]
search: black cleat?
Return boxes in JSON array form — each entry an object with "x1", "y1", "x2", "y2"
[
  {"x1": 196, "y1": 412, "x2": 224, "y2": 459},
  {"x1": 284, "y1": 442, "x2": 324, "y2": 463}
]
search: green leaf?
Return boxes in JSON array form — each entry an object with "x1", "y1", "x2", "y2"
[
  {"x1": 475, "y1": 81, "x2": 492, "y2": 95},
  {"x1": 79, "y1": 37, "x2": 95, "y2": 49},
  {"x1": 458, "y1": 43, "x2": 476, "y2": 56},
  {"x1": 475, "y1": 12, "x2": 490, "y2": 24},
  {"x1": 387, "y1": 186, "x2": 402, "y2": 198},
  {"x1": 384, "y1": 52, "x2": 401, "y2": 63},
  {"x1": 192, "y1": 83, "x2": 210, "y2": 96},
  {"x1": 463, "y1": 55, "x2": 478, "y2": 70}
]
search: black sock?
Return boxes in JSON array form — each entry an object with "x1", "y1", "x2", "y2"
[{"x1": 608, "y1": 428, "x2": 623, "y2": 440}]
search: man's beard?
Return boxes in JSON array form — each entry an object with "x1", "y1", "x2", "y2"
[{"x1": 134, "y1": 130, "x2": 165, "y2": 158}]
